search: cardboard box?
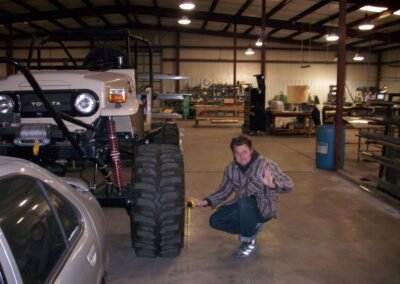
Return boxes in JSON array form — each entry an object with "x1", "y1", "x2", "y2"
[
  {"x1": 287, "y1": 85, "x2": 309, "y2": 104},
  {"x1": 223, "y1": 98, "x2": 235, "y2": 105}
]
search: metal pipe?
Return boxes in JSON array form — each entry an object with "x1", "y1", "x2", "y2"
[
  {"x1": 130, "y1": 34, "x2": 154, "y2": 94},
  {"x1": 27, "y1": 33, "x2": 37, "y2": 69}
]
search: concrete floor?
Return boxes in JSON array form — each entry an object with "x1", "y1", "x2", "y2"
[{"x1": 104, "y1": 120, "x2": 400, "y2": 284}]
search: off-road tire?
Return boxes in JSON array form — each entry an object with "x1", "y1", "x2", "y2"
[
  {"x1": 131, "y1": 143, "x2": 185, "y2": 257},
  {"x1": 151, "y1": 123, "x2": 180, "y2": 145}
]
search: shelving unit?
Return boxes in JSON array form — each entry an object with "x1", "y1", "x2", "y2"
[
  {"x1": 188, "y1": 83, "x2": 246, "y2": 105},
  {"x1": 358, "y1": 96, "x2": 400, "y2": 199},
  {"x1": 138, "y1": 74, "x2": 192, "y2": 120}
]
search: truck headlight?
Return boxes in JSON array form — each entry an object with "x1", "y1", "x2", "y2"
[
  {"x1": 0, "y1": 95, "x2": 15, "y2": 113},
  {"x1": 74, "y1": 93, "x2": 96, "y2": 114},
  {"x1": 108, "y1": 88, "x2": 126, "y2": 103}
]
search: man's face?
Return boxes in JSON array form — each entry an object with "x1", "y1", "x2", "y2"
[{"x1": 233, "y1": 144, "x2": 253, "y2": 166}]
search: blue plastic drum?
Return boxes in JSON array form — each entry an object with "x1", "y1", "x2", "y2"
[{"x1": 316, "y1": 124, "x2": 345, "y2": 170}]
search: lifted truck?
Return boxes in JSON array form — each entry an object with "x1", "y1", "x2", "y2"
[{"x1": 0, "y1": 30, "x2": 185, "y2": 257}]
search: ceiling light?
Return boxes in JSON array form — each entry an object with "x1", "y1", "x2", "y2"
[
  {"x1": 360, "y1": 5, "x2": 388, "y2": 13},
  {"x1": 178, "y1": 16, "x2": 191, "y2": 25},
  {"x1": 353, "y1": 53, "x2": 365, "y2": 61},
  {"x1": 255, "y1": 38, "x2": 263, "y2": 47},
  {"x1": 325, "y1": 33, "x2": 339, "y2": 42},
  {"x1": 358, "y1": 22, "x2": 374, "y2": 31},
  {"x1": 358, "y1": 14, "x2": 375, "y2": 31},
  {"x1": 245, "y1": 46, "x2": 255, "y2": 55},
  {"x1": 394, "y1": 10, "x2": 400, "y2": 16},
  {"x1": 179, "y1": 1, "x2": 195, "y2": 10}
]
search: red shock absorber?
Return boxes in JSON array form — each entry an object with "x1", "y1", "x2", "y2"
[{"x1": 107, "y1": 118, "x2": 124, "y2": 190}]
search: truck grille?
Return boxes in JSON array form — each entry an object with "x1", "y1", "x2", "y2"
[{"x1": 1, "y1": 89, "x2": 99, "y2": 118}]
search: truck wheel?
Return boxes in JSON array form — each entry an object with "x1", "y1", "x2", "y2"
[{"x1": 131, "y1": 144, "x2": 185, "y2": 257}]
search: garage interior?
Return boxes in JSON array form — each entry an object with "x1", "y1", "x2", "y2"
[{"x1": 0, "y1": 0, "x2": 400, "y2": 283}]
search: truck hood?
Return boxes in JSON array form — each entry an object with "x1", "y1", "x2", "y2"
[{"x1": 0, "y1": 70, "x2": 132, "y2": 90}]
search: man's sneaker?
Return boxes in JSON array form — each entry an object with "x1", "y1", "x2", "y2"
[{"x1": 233, "y1": 239, "x2": 256, "y2": 258}]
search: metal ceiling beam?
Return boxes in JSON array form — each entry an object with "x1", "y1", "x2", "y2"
[
  {"x1": 13, "y1": 0, "x2": 67, "y2": 30},
  {"x1": 115, "y1": 22, "x2": 320, "y2": 47},
  {"x1": 82, "y1": 0, "x2": 113, "y2": 28},
  {"x1": 153, "y1": 0, "x2": 161, "y2": 27},
  {"x1": 26, "y1": 22, "x2": 48, "y2": 33},
  {"x1": 48, "y1": 0, "x2": 90, "y2": 28},
  {"x1": 1, "y1": 4, "x2": 398, "y2": 44},
  {"x1": 285, "y1": 2, "x2": 366, "y2": 40},
  {"x1": 0, "y1": 5, "x2": 338, "y2": 33},
  {"x1": 115, "y1": 0, "x2": 134, "y2": 27},
  {"x1": 201, "y1": 0, "x2": 219, "y2": 30},
  {"x1": 268, "y1": 0, "x2": 330, "y2": 37},
  {"x1": 345, "y1": 0, "x2": 400, "y2": 10},
  {"x1": 221, "y1": 0, "x2": 254, "y2": 33},
  {"x1": 243, "y1": 26, "x2": 255, "y2": 36},
  {"x1": 348, "y1": 10, "x2": 393, "y2": 29},
  {"x1": 0, "y1": 8, "x2": 35, "y2": 35},
  {"x1": 248, "y1": 0, "x2": 294, "y2": 38},
  {"x1": 266, "y1": 0, "x2": 293, "y2": 18}
]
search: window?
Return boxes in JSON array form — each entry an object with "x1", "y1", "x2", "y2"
[
  {"x1": 0, "y1": 175, "x2": 69, "y2": 283},
  {"x1": 45, "y1": 189, "x2": 81, "y2": 243}
]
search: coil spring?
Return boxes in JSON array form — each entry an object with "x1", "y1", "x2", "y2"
[{"x1": 107, "y1": 118, "x2": 123, "y2": 190}]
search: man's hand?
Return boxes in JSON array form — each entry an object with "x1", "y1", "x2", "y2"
[
  {"x1": 261, "y1": 165, "x2": 276, "y2": 189},
  {"x1": 187, "y1": 198, "x2": 208, "y2": 207}
]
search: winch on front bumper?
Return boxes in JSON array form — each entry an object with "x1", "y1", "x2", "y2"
[{"x1": 0, "y1": 115, "x2": 95, "y2": 170}]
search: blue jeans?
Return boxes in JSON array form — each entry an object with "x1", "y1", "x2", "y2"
[{"x1": 209, "y1": 196, "x2": 269, "y2": 241}]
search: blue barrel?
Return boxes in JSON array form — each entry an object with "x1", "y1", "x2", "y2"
[{"x1": 316, "y1": 125, "x2": 345, "y2": 170}]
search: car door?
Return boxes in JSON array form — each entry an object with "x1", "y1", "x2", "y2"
[
  {"x1": 44, "y1": 180, "x2": 104, "y2": 284},
  {"x1": 0, "y1": 174, "x2": 83, "y2": 283}
]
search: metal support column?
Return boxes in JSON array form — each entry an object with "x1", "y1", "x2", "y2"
[
  {"x1": 233, "y1": 24, "x2": 237, "y2": 103},
  {"x1": 261, "y1": 0, "x2": 266, "y2": 76},
  {"x1": 335, "y1": 0, "x2": 346, "y2": 171},
  {"x1": 175, "y1": 32, "x2": 180, "y2": 93},
  {"x1": 376, "y1": 51, "x2": 382, "y2": 89}
]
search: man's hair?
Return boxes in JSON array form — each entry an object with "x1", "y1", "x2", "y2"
[{"x1": 230, "y1": 136, "x2": 252, "y2": 151}]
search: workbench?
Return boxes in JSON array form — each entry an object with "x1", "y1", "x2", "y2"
[
  {"x1": 266, "y1": 110, "x2": 314, "y2": 134},
  {"x1": 194, "y1": 104, "x2": 244, "y2": 127}
]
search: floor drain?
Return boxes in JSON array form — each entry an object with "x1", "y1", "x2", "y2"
[{"x1": 360, "y1": 177, "x2": 371, "y2": 182}]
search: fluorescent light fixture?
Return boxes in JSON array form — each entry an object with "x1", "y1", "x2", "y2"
[
  {"x1": 255, "y1": 38, "x2": 263, "y2": 47},
  {"x1": 394, "y1": 10, "x2": 400, "y2": 16},
  {"x1": 325, "y1": 33, "x2": 339, "y2": 42},
  {"x1": 358, "y1": 23, "x2": 375, "y2": 30},
  {"x1": 353, "y1": 53, "x2": 365, "y2": 61},
  {"x1": 178, "y1": 16, "x2": 191, "y2": 25},
  {"x1": 245, "y1": 46, "x2": 255, "y2": 55},
  {"x1": 360, "y1": 5, "x2": 388, "y2": 13},
  {"x1": 179, "y1": 1, "x2": 195, "y2": 10}
]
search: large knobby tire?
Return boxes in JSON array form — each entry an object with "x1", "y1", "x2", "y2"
[
  {"x1": 131, "y1": 144, "x2": 185, "y2": 257},
  {"x1": 151, "y1": 123, "x2": 180, "y2": 145}
]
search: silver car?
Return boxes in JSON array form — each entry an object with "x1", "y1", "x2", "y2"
[{"x1": 0, "y1": 156, "x2": 107, "y2": 284}]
